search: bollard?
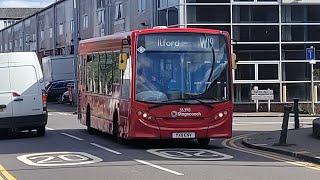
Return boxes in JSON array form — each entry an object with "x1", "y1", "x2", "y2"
[
  {"x1": 278, "y1": 105, "x2": 292, "y2": 145},
  {"x1": 293, "y1": 98, "x2": 300, "y2": 129}
]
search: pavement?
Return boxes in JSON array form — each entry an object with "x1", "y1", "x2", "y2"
[
  {"x1": 234, "y1": 112, "x2": 320, "y2": 117},
  {"x1": 242, "y1": 127, "x2": 320, "y2": 165}
]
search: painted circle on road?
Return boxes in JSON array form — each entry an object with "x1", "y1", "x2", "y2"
[
  {"x1": 147, "y1": 149, "x2": 233, "y2": 161},
  {"x1": 17, "y1": 152, "x2": 102, "y2": 167}
]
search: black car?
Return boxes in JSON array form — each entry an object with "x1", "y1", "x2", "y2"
[{"x1": 46, "y1": 80, "x2": 75, "y2": 102}]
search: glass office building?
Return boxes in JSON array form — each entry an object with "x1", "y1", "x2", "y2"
[{"x1": 157, "y1": 0, "x2": 320, "y2": 109}]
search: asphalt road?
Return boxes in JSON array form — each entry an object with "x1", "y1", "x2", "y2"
[{"x1": 0, "y1": 103, "x2": 319, "y2": 180}]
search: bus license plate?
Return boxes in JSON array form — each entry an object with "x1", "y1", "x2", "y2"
[{"x1": 172, "y1": 132, "x2": 195, "y2": 139}]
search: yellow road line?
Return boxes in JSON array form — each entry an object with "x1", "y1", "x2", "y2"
[
  {"x1": 0, "y1": 164, "x2": 16, "y2": 180},
  {"x1": 222, "y1": 135, "x2": 320, "y2": 172},
  {"x1": 0, "y1": 174, "x2": 4, "y2": 180}
]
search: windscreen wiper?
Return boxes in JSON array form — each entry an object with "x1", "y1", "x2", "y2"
[
  {"x1": 148, "y1": 100, "x2": 192, "y2": 110},
  {"x1": 177, "y1": 98, "x2": 214, "y2": 109}
]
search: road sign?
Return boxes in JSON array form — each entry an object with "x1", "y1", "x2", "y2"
[
  {"x1": 17, "y1": 152, "x2": 102, "y2": 167},
  {"x1": 251, "y1": 89, "x2": 273, "y2": 95},
  {"x1": 306, "y1": 47, "x2": 316, "y2": 64},
  {"x1": 251, "y1": 94, "x2": 274, "y2": 101},
  {"x1": 147, "y1": 149, "x2": 233, "y2": 161}
]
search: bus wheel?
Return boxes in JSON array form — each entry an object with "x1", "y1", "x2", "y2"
[
  {"x1": 197, "y1": 138, "x2": 210, "y2": 146},
  {"x1": 113, "y1": 112, "x2": 127, "y2": 145},
  {"x1": 86, "y1": 107, "x2": 95, "y2": 135}
]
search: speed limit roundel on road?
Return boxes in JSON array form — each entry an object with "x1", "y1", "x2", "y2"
[
  {"x1": 147, "y1": 149, "x2": 233, "y2": 161},
  {"x1": 17, "y1": 152, "x2": 102, "y2": 167}
]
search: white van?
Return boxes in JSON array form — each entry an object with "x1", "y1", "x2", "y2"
[{"x1": 0, "y1": 52, "x2": 48, "y2": 136}]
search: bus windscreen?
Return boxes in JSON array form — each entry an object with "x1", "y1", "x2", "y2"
[{"x1": 135, "y1": 32, "x2": 230, "y2": 104}]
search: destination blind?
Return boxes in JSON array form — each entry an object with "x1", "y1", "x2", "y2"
[{"x1": 138, "y1": 33, "x2": 227, "y2": 52}]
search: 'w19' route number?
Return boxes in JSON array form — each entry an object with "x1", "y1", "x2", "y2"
[{"x1": 17, "y1": 152, "x2": 102, "y2": 167}]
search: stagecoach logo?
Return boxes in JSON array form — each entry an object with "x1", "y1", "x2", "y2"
[
  {"x1": 170, "y1": 108, "x2": 202, "y2": 118},
  {"x1": 137, "y1": 46, "x2": 146, "y2": 54},
  {"x1": 171, "y1": 111, "x2": 178, "y2": 118}
]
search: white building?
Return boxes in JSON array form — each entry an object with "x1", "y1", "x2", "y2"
[{"x1": 0, "y1": 8, "x2": 41, "y2": 30}]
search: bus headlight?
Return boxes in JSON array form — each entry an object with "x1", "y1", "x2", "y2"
[
  {"x1": 214, "y1": 110, "x2": 228, "y2": 120},
  {"x1": 137, "y1": 110, "x2": 156, "y2": 125}
]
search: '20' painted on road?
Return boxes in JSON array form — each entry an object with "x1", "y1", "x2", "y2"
[{"x1": 17, "y1": 152, "x2": 102, "y2": 167}]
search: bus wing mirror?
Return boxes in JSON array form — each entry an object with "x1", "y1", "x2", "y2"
[
  {"x1": 119, "y1": 53, "x2": 128, "y2": 70},
  {"x1": 232, "y1": 53, "x2": 237, "y2": 70}
]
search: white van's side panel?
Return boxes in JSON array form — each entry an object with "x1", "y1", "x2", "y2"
[
  {"x1": 0, "y1": 54, "x2": 13, "y2": 119},
  {"x1": 7, "y1": 53, "x2": 45, "y2": 117}
]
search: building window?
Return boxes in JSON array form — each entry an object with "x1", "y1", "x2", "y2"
[
  {"x1": 5, "y1": 44, "x2": 7, "y2": 51},
  {"x1": 0, "y1": 45, "x2": 2, "y2": 52},
  {"x1": 235, "y1": 44, "x2": 280, "y2": 61},
  {"x1": 49, "y1": 28, "x2": 53, "y2": 38},
  {"x1": 33, "y1": 34, "x2": 36, "y2": 42},
  {"x1": 258, "y1": 64, "x2": 278, "y2": 80},
  {"x1": 83, "y1": 15, "x2": 89, "y2": 29},
  {"x1": 282, "y1": 62, "x2": 311, "y2": 81},
  {"x1": 26, "y1": 34, "x2": 30, "y2": 43},
  {"x1": 9, "y1": 41, "x2": 12, "y2": 50},
  {"x1": 187, "y1": 5, "x2": 230, "y2": 23},
  {"x1": 20, "y1": 37, "x2": 23, "y2": 48},
  {"x1": 40, "y1": 31, "x2": 44, "y2": 40},
  {"x1": 235, "y1": 64, "x2": 255, "y2": 80},
  {"x1": 115, "y1": 2, "x2": 123, "y2": 20},
  {"x1": 4, "y1": 21, "x2": 7, "y2": 27},
  {"x1": 233, "y1": 25, "x2": 279, "y2": 42},
  {"x1": 100, "y1": 28, "x2": 105, "y2": 37},
  {"x1": 285, "y1": 83, "x2": 310, "y2": 102},
  {"x1": 14, "y1": 40, "x2": 18, "y2": 48},
  {"x1": 232, "y1": 5, "x2": 279, "y2": 23},
  {"x1": 97, "y1": 10, "x2": 105, "y2": 24},
  {"x1": 158, "y1": 7, "x2": 178, "y2": 26},
  {"x1": 97, "y1": 0, "x2": 105, "y2": 9},
  {"x1": 59, "y1": 24, "x2": 64, "y2": 35},
  {"x1": 138, "y1": 0, "x2": 146, "y2": 13},
  {"x1": 70, "y1": 20, "x2": 74, "y2": 33}
]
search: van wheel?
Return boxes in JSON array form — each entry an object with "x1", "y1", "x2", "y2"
[
  {"x1": 197, "y1": 138, "x2": 210, "y2": 146},
  {"x1": 37, "y1": 126, "x2": 46, "y2": 137},
  {"x1": 86, "y1": 107, "x2": 95, "y2": 135}
]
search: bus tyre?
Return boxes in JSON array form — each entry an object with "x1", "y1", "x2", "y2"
[
  {"x1": 86, "y1": 107, "x2": 95, "y2": 135},
  {"x1": 37, "y1": 126, "x2": 46, "y2": 137},
  {"x1": 113, "y1": 112, "x2": 128, "y2": 145},
  {"x1": 197, "y1": 138, "x2": 210, "y2": 146}
]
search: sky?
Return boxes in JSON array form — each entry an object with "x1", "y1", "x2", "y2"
[{"x1": 0, "y1": 0, "x2": 56, "y2": 8}]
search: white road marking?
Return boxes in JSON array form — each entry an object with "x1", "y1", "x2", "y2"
[
  {"x1": 147, "y1": 149, "x2": 233, "y2": 161},
  {"x1": 46, "y1": 127, "x2": 55, "y2": 130},
  {"x1": 90, "y1": 143, "x2": 122, "y2": 155},
  {"x1": 135, "y1": 159, "x2": 184, "y2": 176},
  {"x1": 61, "y1": 133, "x2": 84, "y2": 141},
  {"x1": 17, "y1": 152, "x2": 102, "y2": 167}
]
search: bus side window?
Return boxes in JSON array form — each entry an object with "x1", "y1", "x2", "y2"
[
  {"x1": 99, "y1": 53, "x2": 107, "y2": 94},
  {"x1": 105, "y1": 53, "x2": 113, "y2": 95},
  {"x1": 86, "y1": 55, "x2": 93, "y2": 92},
  {"x1": 93, "y1": 54, "x2": 100, "y2": 94}
]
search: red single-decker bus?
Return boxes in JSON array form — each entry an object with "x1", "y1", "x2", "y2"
[{"x1": 78, "y1": 27, "x2": 235, "y2": 145}]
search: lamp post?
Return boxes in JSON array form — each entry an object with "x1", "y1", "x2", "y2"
[{"x1": 73, "y1": 0, "x2": 79, "y2": 109}]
